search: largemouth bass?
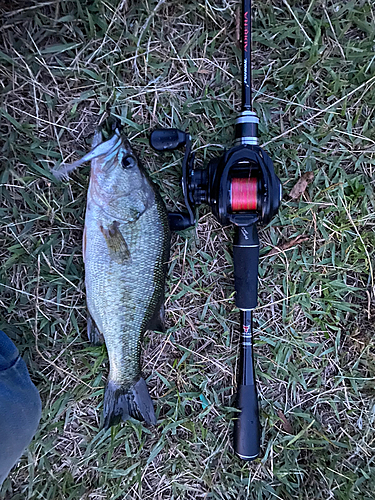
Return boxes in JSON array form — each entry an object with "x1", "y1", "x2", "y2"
[{"x1": 53, "y1": 129, "x2": 170, "y2": 428}]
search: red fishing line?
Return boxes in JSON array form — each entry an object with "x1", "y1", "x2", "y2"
[{"x1": 231, "y1": 177, "x2": 258, "y2": 211}]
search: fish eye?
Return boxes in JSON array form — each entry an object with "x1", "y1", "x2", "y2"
[{"x1": 122, "y1": 155, "x2": 137, "y2": 169}]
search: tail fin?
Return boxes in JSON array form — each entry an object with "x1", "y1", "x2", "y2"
[{"x1": 103, "y1": 377, "x2": 157, "y2": 430}]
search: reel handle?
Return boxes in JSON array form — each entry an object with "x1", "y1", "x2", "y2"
[
  {"x1": 150, "y1": 128, "x2": 195, "y2": 230},
  {"x1": 233, "y1": 225, "x2": 261, "y2": 460}
]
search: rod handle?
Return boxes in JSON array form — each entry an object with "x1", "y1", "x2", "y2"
[
  {"x1": 233, "y1": 383, "x2": 260, "y2": 460},
  {"x1": 233, "y1": 225, "x2": 259, "y2": 310}
]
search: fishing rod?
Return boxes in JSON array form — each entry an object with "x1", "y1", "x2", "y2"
[{"x1": 150, "y1": 0, "x2": 281, "y2": 460}]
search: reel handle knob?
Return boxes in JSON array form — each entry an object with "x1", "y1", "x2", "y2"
[
  {"x1": 150, "y1": 129, "x2": 187, "y2": 151},
  {"x1": 168, "y1": 212, "x2": 194, "y2": 231}
]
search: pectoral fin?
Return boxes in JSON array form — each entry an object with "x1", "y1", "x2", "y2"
[{"x1": 100, "y1": 221, "x2": 130, "y2": 263}]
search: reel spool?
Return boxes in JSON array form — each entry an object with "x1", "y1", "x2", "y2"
[{"x1": 230, "y1": 177, "x2": 258, "y2": 212}]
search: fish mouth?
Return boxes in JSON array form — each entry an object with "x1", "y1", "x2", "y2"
[
  {"x1": 96, "y1": 134, "x2": 123, "y2": 173},
  {"x1": 89, "y1": 129, "x2": 125, "y2": 174},
  {"x1": 52, "y1": 128, "x2": 131, "y2": 179}
]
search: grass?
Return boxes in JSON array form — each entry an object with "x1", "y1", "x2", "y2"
[{"x1": 0, "y1": 0, "x2": 375, "y2": 498}]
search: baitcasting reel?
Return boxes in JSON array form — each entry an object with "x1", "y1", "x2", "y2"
[
  {"x1": 150, "y1": 0, "x2": 282, "y2": 461},
  {"x1": 150, "y1": 124, "x2": 281, "y2": 229}
]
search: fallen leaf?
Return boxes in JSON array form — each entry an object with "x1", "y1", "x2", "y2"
[
  {"x1": 266, "y1": 234, "x2": 309, "y2": 256},
  {"x1": 289, "y1": 171, "x2": 314, "y2": 200},
  {"x1": 277, "y1": 410, "x2": 293, "y2": 434}
]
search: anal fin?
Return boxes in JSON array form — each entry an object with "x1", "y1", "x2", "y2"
[
  {"x1": 147, "y1": 303, "x2": 166, "y2": 333},
  {"x1": 87, "y1": 312, "x2": 105, "y2": 346}
]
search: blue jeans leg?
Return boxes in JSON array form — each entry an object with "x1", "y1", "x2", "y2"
[{"x1": 0, "y1": 330, "x2": 42, "y2": 485}]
